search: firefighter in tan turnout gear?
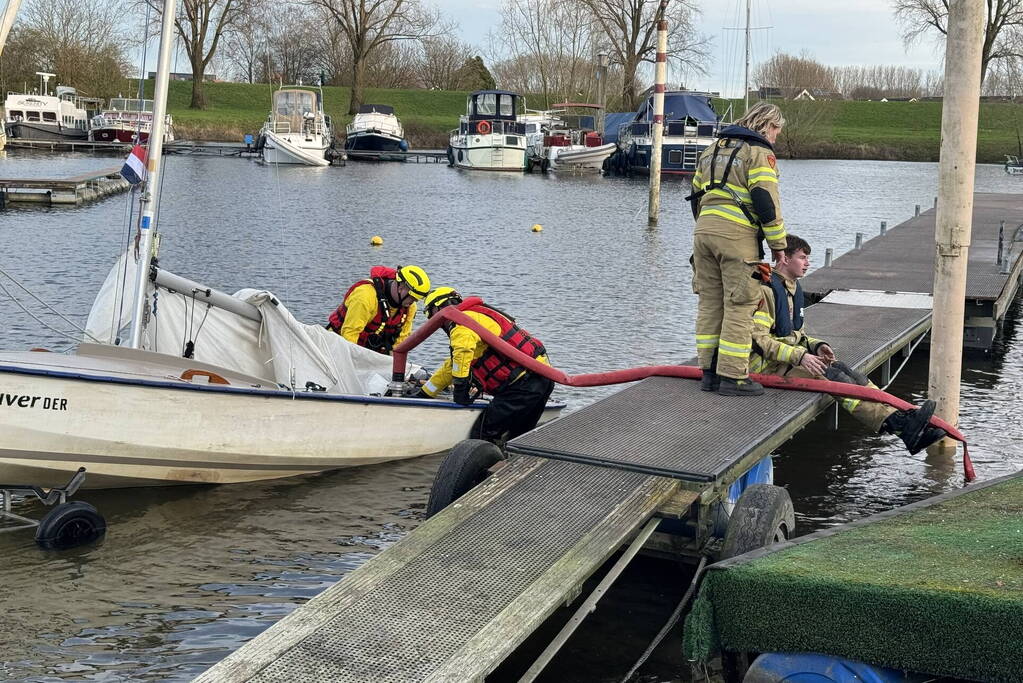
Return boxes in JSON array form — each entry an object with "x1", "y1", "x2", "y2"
[
  {"x1": 751, "y1": 234, "x2": 947, "y2": 455},
  {"x1": 689, "y1": 102, "x2": 787, "y2": 396}
]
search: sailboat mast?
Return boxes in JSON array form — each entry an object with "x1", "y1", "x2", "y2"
[
  {"x1": 743, "y1": 0, "x2": 751, "y2": 113},
  {"x1": 128, "y1": 0, "x2": 178, "y2": 349},
  {"x1": 0, "y1": 0, "x2": 22, "y2": 57}
]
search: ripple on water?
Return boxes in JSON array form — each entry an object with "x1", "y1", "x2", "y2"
[{"x1": 1, "y1": 152, "x2": 1022, "y2": 680}]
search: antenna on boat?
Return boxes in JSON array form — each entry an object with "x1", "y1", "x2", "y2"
[
  {"x1": 36, "y1": 72, "x2": 55, "y2": 97},
  {"x1": 127, "y1": 0, "x2": 177, "y2": 349}
]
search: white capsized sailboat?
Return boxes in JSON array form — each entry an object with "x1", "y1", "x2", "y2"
[{"x1": 0, "y1": 0, "x2": 560, "y2": 489}]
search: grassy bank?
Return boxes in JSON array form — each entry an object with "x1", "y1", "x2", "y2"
[{"x1": 154, "y1": 81, "x2": 1023, "y2": 162}]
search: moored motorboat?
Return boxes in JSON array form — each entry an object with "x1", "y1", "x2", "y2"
[
  {"x1": 259, "y1": 86, "x2": 332, "y2": 166},
  {"x1": 345, "y1": 104, "x2": 408, "y2": 159},
  {"x1": 4, "y1": 73, "x2": 102, "y2": 142},
  {"x1": 448, "y1": 90, "x2": 528, "y2": 171},
  {"x1": 89, "y1": 97, "x2": 175, "y2": 144}
]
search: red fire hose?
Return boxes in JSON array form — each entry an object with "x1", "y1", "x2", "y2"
[{"x1": 393, "y1": 298, "x2": 976, "y2": 482}]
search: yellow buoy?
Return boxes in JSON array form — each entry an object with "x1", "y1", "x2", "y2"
[
  {"x1": 531, "y1": 224, "x2": 543, "y2": 233},
  {"x1": 370, "y1": 235, "x2": 384, "y2": 246}
]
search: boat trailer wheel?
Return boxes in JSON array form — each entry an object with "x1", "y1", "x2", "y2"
[
  {"x1": 35, "y1": 501, "x2": 107, "y2": 550},
  {"x1": 426, "y1": 439, "x2": 506, "y2": 518},
  {"x1": 719, "y1": 484, "x2": 795, "y2": 560}
]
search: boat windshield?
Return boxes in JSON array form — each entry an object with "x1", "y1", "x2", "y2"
[
  {"x1": 274, "y1": 90, "x2": 316, "y2": 117},
  {"x1": 473, "y1": 92, "x2": 516, "y2": 119},
  {"x1": 108, "y1": 98, "x2": 155, "y2": 112}
]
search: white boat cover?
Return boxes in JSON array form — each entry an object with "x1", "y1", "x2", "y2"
[{"x1": 85, "y1": 252, "x2": 402, "y2": 396}]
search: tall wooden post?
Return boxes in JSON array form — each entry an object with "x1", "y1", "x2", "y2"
[
  {"x1": 596, "y1": 52, "x2": 608, "y2": 135},
  {"x1": 927, "y1": 0, "x2": 984, "y2": 455},
  {"x1": 647, "y1": 5, "x2": 668, "y2": 226}
]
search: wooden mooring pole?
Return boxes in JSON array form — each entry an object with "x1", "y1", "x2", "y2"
[
  {"x1": 647, "y1": 3, "x2": 668, "y2": 226},
  {"x1": 928, "y1": 0, "x2": 984, "y2": 456}
]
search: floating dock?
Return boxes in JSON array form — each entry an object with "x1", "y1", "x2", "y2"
[
  {"x1": 196, "y1": 193, "x2": 1023, "y2": 682},
  {"x1": 803, "y1": 192, "x2": 1023, "y2": 348},
  {"x1": 3, "y1": 138, "x2": 260, "y2": 157},
  {"x1": 196, "y1": 303, "x2": 933, "y2": 682},
  {"x1": 683, "y1": 471, "x2": 1023, "y2": 682},
  {"x1": 345, "y1": 149, "x2": 448, "y2": 163},
  {"x1": 0, "y1": 167, "x2": 129, "y2": 207}
]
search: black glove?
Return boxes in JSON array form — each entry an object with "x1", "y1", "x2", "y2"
[
  {"x1": 452, "y1": 378, "x2": 473, "y2": 406},
  {"x1": 411, "y1": 388, "x2": 431, "y2": 399}
]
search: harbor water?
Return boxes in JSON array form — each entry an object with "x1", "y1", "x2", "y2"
[{"x1": 0, "y1": 152, "x2": 1021, "y2": 681}]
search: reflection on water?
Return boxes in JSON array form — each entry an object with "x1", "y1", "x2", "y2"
[{"x1": 0, "y1": 151, "x2": 1021, "y2": 680}]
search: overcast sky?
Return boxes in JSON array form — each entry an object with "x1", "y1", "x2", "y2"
[{"x1": 448, "y1": 0, "x2": 944, "y2": 98}]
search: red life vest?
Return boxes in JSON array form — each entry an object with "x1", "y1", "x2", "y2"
[
  {"x1": 465, "y1": 304, "x2": 547, "y2": 393},
  {"x1": 327, "y1": 266, "x2": 410, "y2": 353}
]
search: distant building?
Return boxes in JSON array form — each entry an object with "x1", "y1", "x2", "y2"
[
  {"x1": 793, "y1": 88, "x2": 844, "y2": 101},
  {"x1": 147, "y1": 71, "x2": 218, "y2": 82}
]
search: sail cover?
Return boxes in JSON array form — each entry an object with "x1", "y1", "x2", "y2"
[{"x1": 85, "y1": 253, "x2": 401, "y2": 395}]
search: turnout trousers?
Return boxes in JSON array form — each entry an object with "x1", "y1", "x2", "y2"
[
  {"x1": 471, "y1": 372, "x2": 556, "y2": 444},
  {"x1": 756, "y1": 362, "x2": 896, "y2": 432},
  {"x1": 693, "y1": 232, "x2": 761, "y2": 379}
]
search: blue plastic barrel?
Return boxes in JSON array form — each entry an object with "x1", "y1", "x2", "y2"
[{"x1": 745, "y1": 653, "x2": 931, "y2": 683}]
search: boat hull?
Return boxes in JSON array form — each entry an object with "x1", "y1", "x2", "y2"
[
  {"x1": 345, "y1": 131, "x2": 405, "y2": 156},
  {"x1": 6, "y1": 122, "x2": 87, "y2": 142},
  {"x1": 0, "y1": 361, "x2": 561, "y2": 488},
  {"x1": 261, "y1": 130, "x2": 330, "y2": 166},
  {"x1": 549, "y1": 143, "x2": 617, "y2": 172},
  {"x1": 449, "y1": 134, "x2": 526, "y2": 171},
  {"x1": 91, "y1": 127, "x2": 149, "y2": 143}
]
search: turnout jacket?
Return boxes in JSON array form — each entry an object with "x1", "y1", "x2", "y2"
[
  {"x1": 690, "y1": 125, "x2": 787, "y2": 252},
  {"x1": 749, "y1": 270, "x2": 826, "y2": 373},
  {"x1": 422, "y1": 309, "x2": 549, "y2": 397}
]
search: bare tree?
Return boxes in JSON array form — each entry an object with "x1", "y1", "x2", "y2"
[
  {"x1": 893, "y1": 0, "x2": 1023, "y2": 84},
  {"x1": 417, "y1": 36, "x2": 473, "y2": 90},
  {"x1": 309, "y1": 0, "x2": 448, "y2": 114},
  {"x1": 144, "y1": 0, "x2": 250, "y2": 108},
  {"x1": 576, "y1": 0, "x2": 708, "y2": 109},
  {"x1": 753, "y1": 52, "x2": 837, "y2": 94},
  {"x1": 222, "y1": 8, "x2": 267, "y2": 83},
  {"x1": 4, "y1": 0, "x2": 130, "y2": 97}
]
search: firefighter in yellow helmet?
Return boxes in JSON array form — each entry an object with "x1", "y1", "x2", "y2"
[
  {"x1": 325, "y1": 265, "x2": 430, "y2": 355},
  {"x1": 688, "y1": 101, "x2": 787, "y2": 396},
  {"x1": 412, "y1": 287, "x2": 554, "y2": 444},
  {"x1": 750, "y1": 234, "x2": 946, "y2": 454}
]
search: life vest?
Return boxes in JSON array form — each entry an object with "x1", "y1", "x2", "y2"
[
  {"x1": 327, "y1": 266, "x2": 409, "y2": 353},
  {"x1": 769, "y1": 272, "x2": 803, "y2": 336},
  {"x1": 465, "y1": 303, "x2": 546, "y2": 394}
]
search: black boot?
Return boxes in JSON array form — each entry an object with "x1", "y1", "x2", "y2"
[
  {"x1": 881, "y1": 399, "x2": 948, "y2": 455},
  {"x1": 824, "y1": 361, "x2": 870, "y2": 386},
  {"x1": 701, "y1": 353, "x2": 720, "y2": 392},
  {"x1": 717, "y1": 376, "x2": 765, "y2": 396}
]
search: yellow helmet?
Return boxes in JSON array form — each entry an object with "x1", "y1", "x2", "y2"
[
  {"x1": 424, "y1": 287, "x2": 462, "y2": 316},
  {"x1": 396, "y1": 265, "x2": 430, "y2": 300}
]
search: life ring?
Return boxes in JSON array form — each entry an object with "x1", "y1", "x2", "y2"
[{"x1": 476, "y1": 120, "x2": 492, "y2": 135}]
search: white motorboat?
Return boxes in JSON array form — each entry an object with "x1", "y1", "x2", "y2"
[
  {"x1": 345, "y1": 104, "x2": 408, "y2": 159},
  {"x1": 4, "y1": 73, "x2": 103, "y2": 142},
  {"x1": 447, "y1": 90, "x2": 528, "y2": 171},
  {"x1": 90, "y1": 97, "x2": 175, "y2": 144},
  {"x1": 522, "y1": 104, "x2": 616, "y2": 173},
  {"x1": 259, "y1": 87, "x2": 333, "y2": 166},
  {"x1": 0, "y1": 2, "x2": 561, "y2": 489}
]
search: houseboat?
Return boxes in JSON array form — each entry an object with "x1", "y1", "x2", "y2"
[{"x1": 3, "y1": 73, "x2": 102, "y2": 142}]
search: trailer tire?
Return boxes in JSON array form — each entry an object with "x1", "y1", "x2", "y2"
[
  {"x1": 35, "y1": 501, "x2": 106, "y2": 550},
  {"x1": 720, "y1": 484, "x2": 794, "y2": 559},
  {"x1": 426, "y1": 439, "x2": 505, "y2": 518}
]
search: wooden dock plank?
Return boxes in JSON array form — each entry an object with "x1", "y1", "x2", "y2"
[{"x1": 196, "y1": 301, "x2": 933, "y2": 683}]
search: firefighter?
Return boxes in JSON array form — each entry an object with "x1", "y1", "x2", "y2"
[
  {"x1": 749, "y1": 234, "x2": 946, "y2": 454},
  {"x1": 325, "y1": 265, "x2": 430, "y2": 355},
  {"x1": 688, "y1": 101, "x2": 788, "y2": 396},
  {"x1": 414, "y1": 287, "x2": 554, "y2": 444}
]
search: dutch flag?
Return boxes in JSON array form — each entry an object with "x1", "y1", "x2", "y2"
[{"x1": 120, "y1": 145, "x2": 148, "y2": 185}]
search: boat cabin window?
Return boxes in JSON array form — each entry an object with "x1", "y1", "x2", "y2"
[
  {"x1": 26, "y1": 111, "x2": 40, "y2": 121},
  {"x1": 473, "y1": 93, "x2": 517, "y2": 119},
  {"x1": 525, "y1": 123, "x2": 538, "y2": 133},
  {"x1": 275, "y1": 90, "x2": 315, "y2": 117},
  {"x1": 8, "y1": 110, "x2": 23, "y2": 120},
  {"x1": 42, "y1": 111, "x2": 57, "y2": 122}
]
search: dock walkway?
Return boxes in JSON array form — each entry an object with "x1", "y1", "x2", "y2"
[
  {"x1": 803, "y1": 192, "x2": 1023, "y2": 347},
  {"x1": 0, "y1": 167, "x2": 128, "y2": 206},
  {"x1": 197, "y1": 302, "x2": 932, "y2": 682}
]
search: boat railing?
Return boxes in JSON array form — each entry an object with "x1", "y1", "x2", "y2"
[
  {"x1": 458, "y1": 119, "x2": 527, "y2": 136},
  {"x1": 619, "y1": 119, "x2": 719, "y2": 142}
]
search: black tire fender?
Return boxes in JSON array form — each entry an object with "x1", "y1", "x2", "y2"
[
  {"x1": 426, "y1": 439, "x2": 505, "y2": 518},
  {"x1": 719, "y1": 484, "x2": 794, "y2": 559},
  {"x1": 35, "y1": 500, "x2": 107, "y2": 550}
]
